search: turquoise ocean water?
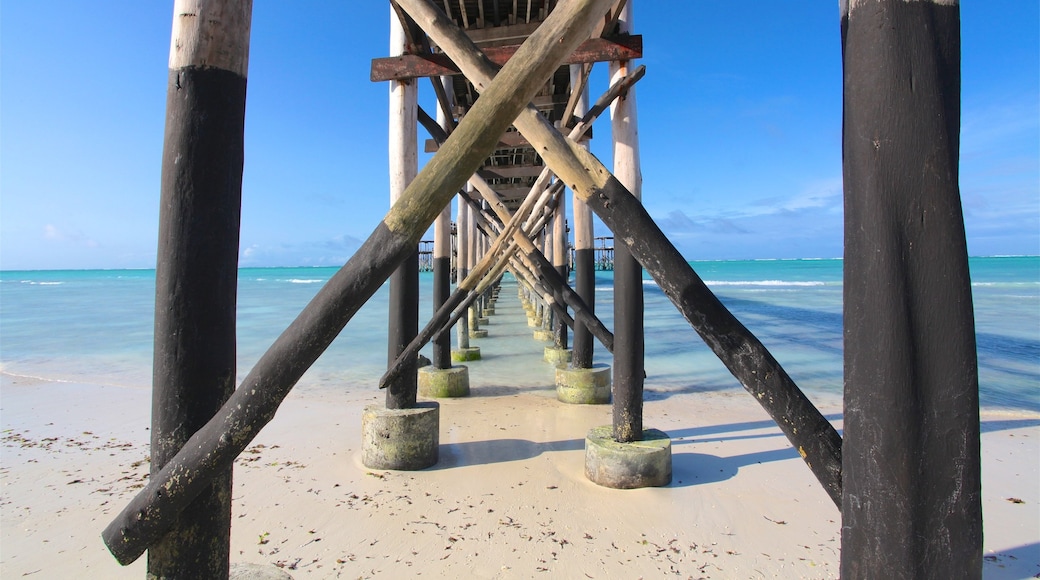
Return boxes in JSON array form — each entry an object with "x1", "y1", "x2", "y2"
[{"x1": 1, "y1": 257, "x2": 1037, "y2": 412}]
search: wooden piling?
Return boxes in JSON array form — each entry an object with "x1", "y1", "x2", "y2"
[
  {"x1": 432, "y1": 75, "x2": 454, "y2": 369},
  {"x1": 552, "y1": 183, "x2": 569, "y2": 349},
  {"x1": 840, "y1": 1, "x2": 981, "y2": 576},
  {"x1": 609, "y1": 1, "x2": 644, "y2": 443},
  {"x1": 386, "y1": 9, "x2": 420, "y2": 410},
  {"x1": 570, "y1": 63, "x2": 596, "y2": 369},
  {"x1": 104, "y1": 2, "x2": 612, "y2": 562},
  {"x1": 148, "y1": 2, "x2": 252, "y2": 577},
  {"x1": 456, "y1": 191, "x2": 471, "y2": 349}
]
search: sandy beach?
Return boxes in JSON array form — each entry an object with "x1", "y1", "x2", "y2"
[
  {"x1": 2, "y1": 378, "x2": 1037, "y2": 578},
  {"x1": 2, "y1": 287, "x2": 1038, "y2": 579}
]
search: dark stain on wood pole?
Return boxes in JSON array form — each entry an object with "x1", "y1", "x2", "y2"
[
  {"x1": 840, "y1": 1, "x2": 982, "y2": 577},
  {"x1": 385, "y1": 13, "x2": 420, "y2": 410},
  {"x1": 148, "y1": 2, "x2": 252, "y2": 578},
  {"x1": 572, "y1": 248, "x2": 596, "y2": 368},
  {"x1": 610, "y1": 8, "x2": 644, "y2": 444},
  {"x1": 386, "y1": 250, "x2": 420, "y2": 409}
]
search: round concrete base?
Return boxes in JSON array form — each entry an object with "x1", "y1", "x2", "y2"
[
  {"x1": 556, "y1": 365, "x2": 611, "y2": 404},
  {"x1": 361, "y1": 402, "x2": 439, "y2": 471},
  {"x1": 418, "y1": 365, "x2": 470, "y2": 398},
  {"x1": 451, "y1": 347, "x2": 481, "y2": 362},
  {"x1": 543, "y1": 346, "x2": 572, "y2": 366},
  {"x1": 527, "y1": 316, "x2": 542, "y2": 328},
  {"x1": 231, "y1": 563, "x2": 294, "y2": 580},
  {"x1": 585, "y1": 426, "x2": 672, "y2": 489},
  {"x1": 469, "y1": 329, "x2": 488, "y2": 339},
  {"x1": 477, "y1": 317, "x2": 489, "y2": 325},
  {"x1": 485, "y1": 307, "x2": 496, "y2": 315},
  {"x1": 533, "y1": 329, "x2": 554, "y2": 342}
]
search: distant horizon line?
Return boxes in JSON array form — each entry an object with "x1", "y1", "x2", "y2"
[{"x1": 2, "y1": 254, "x2": 1037, "y2": 274}]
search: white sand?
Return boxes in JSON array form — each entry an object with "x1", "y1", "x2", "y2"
[{"x1": 2, "y1": 370, "x2": 1037, "y2": 579}]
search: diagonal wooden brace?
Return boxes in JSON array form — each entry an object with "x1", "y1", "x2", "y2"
[{"x1": 398, "y1": 0, "x2": 843, "y2": 507}]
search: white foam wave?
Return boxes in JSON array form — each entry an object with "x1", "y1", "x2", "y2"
[
  {"x1": 705, "y1": 280, "x2": 827, "y2": 287},
  {"x1": 286, "y1": 279, "x2": 324, "y2": 284}
]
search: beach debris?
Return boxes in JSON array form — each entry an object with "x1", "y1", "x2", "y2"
[{"x1": 1005, "y1": 497, "x2": 1025, "y2": 504}]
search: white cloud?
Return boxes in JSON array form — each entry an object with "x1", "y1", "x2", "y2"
[{"x1": 42, "y1": 223, "x2": 98, "y2": 247}]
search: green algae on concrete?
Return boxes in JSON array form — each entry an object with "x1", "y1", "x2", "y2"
[
  {"x1": 555, "y1": 364, "x2": 611, "y2": 404},
  {"x1": 361, "y1": 402, "x2": 439, "y2": 471},
  {"x1": 533, "y1": 329, "x2": 554, "y2": 342},
  {"x1": 451, "y1": 347, "x2": 481, "y2": 362},
  {"x1": 585, "y1": 425, "x2": 671, "y2": 489},
  {"x1": 418, "y1": 365, "x2": 470, "y2": 398},
  {"x1": 543, "y1": 346, "x2": 572, "y2": 366}
]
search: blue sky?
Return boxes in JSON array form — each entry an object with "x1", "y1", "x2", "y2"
[{"x1": 2, "y1": 2, "x2": 1037, "y2": 270}]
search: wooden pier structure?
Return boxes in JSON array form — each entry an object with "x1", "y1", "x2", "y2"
[{"x1": 104, "y1": 2, "x2": 982, "y2": 578}]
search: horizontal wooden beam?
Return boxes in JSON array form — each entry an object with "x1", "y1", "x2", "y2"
[
  {"x1": 425, "y1": 130, "x2": 531, "y2": 153},
  {"x1": 480, "y1": 164, "x2": 545, "y2": 179},
  {"x1": 372, "y1": 35, "x2": 642, "y2": 82}
]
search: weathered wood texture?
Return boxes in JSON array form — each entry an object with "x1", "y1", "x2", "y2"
[
  {"x1": 386, "y1": 11, "x2": 420, "y2": 409},
  {"x1": 102, "y1": 0, "x2": 613, "y2": 564},
  {"x1": 610, "y1": 2, "x2": 644, "y2": 443},
  {"x1": 371, "y1": 34, "x2": 642, "y2": 81},
  {"x1": 432, "y1": 76, "x2": 454, "y2": 369},
  {"x1": 840, "y1": 1, "x2": 982, "y2": 577},
  {"x1": 413, "y1": 2, "x2": 842, "y2": 505},
  {"x1": 146, "y1": 1, "x2": 252, "y2": 578},
  {"x1": 570, "y1": 63, "x2": 595, "y2": 369}
]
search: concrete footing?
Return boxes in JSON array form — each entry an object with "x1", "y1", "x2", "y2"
[
  {"x1": 361, "y1": 402, "x2": 439, "y2": 470},
  {"x1": 451, "y1": 347, "x2": 481, "y2": 362},
  {"x1": 543, "y1": 346, "x2": 572, "y2": 366},
  {"x1": 584, "y1": 426, "x2": 672, "y2": 489},
  {"x1": 533, "y1": 329, "x2": 554, "y2": 342},
  {"x1": 477, "y1": 317, "x2": 489, "y2": 325},
  {"x1": 555, "y1": 364, "x2": 611, "y2": 404},
  {"x1": 485, "y1": 307, "x2": 496, "y2": 315},
  {"x1": 469, "y1": 329, "x2": 489, "y2": 339},
  {"x1": 527, "y1": 316, "x2": 542, "y2": 328},
  {"x1": 230, "y1": 563, "x2": 294, "y2": 580},
  {"x1": 418, "y1": 365, "x2": 470, "y2": 398}
]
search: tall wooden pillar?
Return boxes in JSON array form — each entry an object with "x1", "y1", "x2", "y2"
[
  {"x1": 149, "y1": 1, "x2": 251, "y2": 577},
  {"x1": 610, "y1": 1, "x2": 644, "y2": 443},
  {"x1": 552, "y1": 180, "x2": 569, "y2": 349},
  {"x1": 840, "y1": 0, "x2": 981, "y2": 577},
  {"x1": 432, "y1": 76, "x2": 454, "y2": 369},
  {"x1": 386, "y1": 10, "x2": 420, "y2": 409},
  {"x1": 570, "y1": 64, "x2": 595, "y2": 369},
  {"x1": 456, "y1": 193, "x2": 471, "y2": 349}
]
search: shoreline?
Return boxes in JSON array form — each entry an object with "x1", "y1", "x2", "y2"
[{"x1": 2, "y1": 373, "x2": 1037, "y2": 578}]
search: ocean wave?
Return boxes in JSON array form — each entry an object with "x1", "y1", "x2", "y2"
[
  {"x1": 285, "y1": 279, "x2": 325, "y2": 284},
  {"x1": 19, "y1": 280, "x2": 63, "y2": 285},
  {"x1": 972, "y1": 282, "x2": 1040, "y2": 287},
  {"x1": 705, "y1": 280, "x2": 827, "y2": 287}
]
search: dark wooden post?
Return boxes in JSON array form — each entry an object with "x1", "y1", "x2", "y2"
[
  {"x1": 840, "y1": 0, "x2": 981, "y2": 577},
  {"x1": 552, "y1": 182, "x2": 569, "y2": 349},
  {"x1": 570, "y1": 64, "x2": 595, "y2": 369},
  {"x1": 149, "y1": 1, "x2": 251, "y2": 578},
  {"x1": 386, "y1": 10, "x2": 420, "y2": 410},
  {"x1": 432, "y1": 75, "x2": 454, "y2": 369},
  {"x1": 610, "y1": 0, "x2": 644, "y2": 443}
]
